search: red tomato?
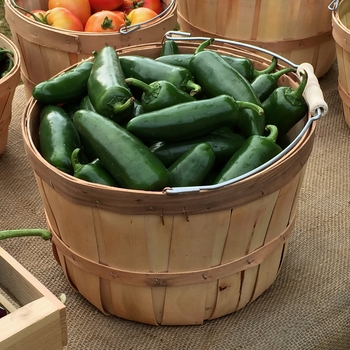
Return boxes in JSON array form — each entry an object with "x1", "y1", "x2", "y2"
[
  {"x1": 88, "y1": 0, "x2": 124, "y2": 13},
  {"x1": 85, "y1": 10, "x2": 125, "y2": 32},
  {"x1": 121, "y1": 0, "x2": 162, "y2": 14},
  {"x1": 127, "y1": 7, "x2": 158, "y2": 25},
  {"x1": 48, "y1": 0, "x2": 92, "y2": 26},
  {"x1": 45, "y1": 7, "x2": 84, "y2": 31}
]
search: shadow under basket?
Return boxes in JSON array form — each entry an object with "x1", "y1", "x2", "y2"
[{"x1": 22, "y1": 41, "x2": 317, "y2": 326}]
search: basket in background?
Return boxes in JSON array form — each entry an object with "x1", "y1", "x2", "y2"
[
  {"x1": 4, "y1": 0, "x2": 177, "y2": 99},
  {"x1": 0, "y1": 33, "x2": 21, "y2": 155},
  {"x1": 176, "y1": 0, "x2": 335, "y2": 78}
]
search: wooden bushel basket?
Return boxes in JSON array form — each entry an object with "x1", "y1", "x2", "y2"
[
  {"x1": 4, "y1": 0, "x2": 177, "y2": 99},
  {"x1": 331, "y1": 0, "x2": 350, "y2": 127},
  {"x1": 22, "y1": 39, "x2": 324, "y2": 326},
  {"x1": 0, "y1": 33, "x2": 21, "y2": 155},
  {"x1": 176, "y1": 0, "x2": 335, "y2": 78}
]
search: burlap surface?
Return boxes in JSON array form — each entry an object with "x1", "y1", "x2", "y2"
[{"x1": 1, "y1": 61, "x2": 350, "y2": 349}]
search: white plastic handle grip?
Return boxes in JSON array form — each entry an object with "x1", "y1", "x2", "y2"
[{"x1": 297, "y1": 63, "x2": 328, "y2": 117}]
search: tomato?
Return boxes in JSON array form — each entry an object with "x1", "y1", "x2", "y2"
[
  {"x1": 88, "y1": 0, "x2": 124, "y2": 13},
  {"x1": 45, "y1": 7, "x2": 84, "y2": 31},
  {"x1": 85, "y1": 10, "x2": 125, "y2": 32},
  {"x1": 48, "y1": 0, "x2": 92, "y2": 26},
  {"x1": 121, "y1": 0, "x2": 162, "y2": 15},
  {"x1": 126, "y1": 7, "x2": 158, "y2": 25}
]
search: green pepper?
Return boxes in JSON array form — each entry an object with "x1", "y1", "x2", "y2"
[
  {"x1": 32, "y1": 61, "x2": 93, "y2": 105},
  {"x1": 126, "y1": 94, "x2": 264, "y2": 142},
  {"x1": 149, "y1": 131, "x2": 246, "y2": 167},
  {"x1": 73, "y1": 109, "x2": 171, "y2": 191},
  {"x1": 71, "y1": 148, "x2": 117, "y2": 187},
  {"x1": 0, "y1": 48, "x2": 13, "y2": 63},
  {"x1": 39, "y1": 105, "x2": 81, "y2": 174},
  {"x1": 188, "y1": 39, "x2": 265, "y2": 137},
  {"x1": 0, "y1": 229, "x2": 51, "y2": 240},
  {"x1": 251, "y1": 67, "x2": 296, "y2": 102},
  {"x1": 168, "y1": 143, "x2": 216, "y2": 187},
  {"x1": 160, "y1": 40, "x2": 180, "y2": 56},
  {"x1": 63, "y1": 101, "x2": 81, "y2": 118},
  {"x1": 214, "y1": 125, "x2": 282, "y2": 184},
  {"x1": 87, "y1": 46, "x2": 134, "y2": 123},
  {"x1": 119, "y1": 55, "x2": 201, "y2": 96},
  {"x1": 156, "y1": 54, "x2": 277, "y2": 82},
  {"x1": 262, "y1": 70, "x2": 308, "y2": 137},
  {"x1": 0, "y1": 48, "x2": 14, "y2": 78},
  {"x1": 79, "y1": 94, "x2": 96, "y2": 112},
  {"x1": 125, "y1": 78, "x2": 196, "y2": 112}
]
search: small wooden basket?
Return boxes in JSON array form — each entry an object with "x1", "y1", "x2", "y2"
[
  {"x1": 0, "y1": 33, "x2": 21, "y2": 155},
  {"x1": 0, "y1": 247, "x2": 67, "y2": 349},
  {"x1": 331, "y1": 0, "x2": 350, "y2": 127},
  {"x1": 4, "y1": 0, "x2": 177, "y2": 99},
  {"x1": 176, "y1": 0, "x2": 335, "y2": 78},
  {"x1": 22, "y1": 40, "x2": 321, "y2": 326}
]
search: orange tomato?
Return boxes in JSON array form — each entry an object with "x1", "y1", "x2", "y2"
[
  {"x1": 85, "y1": 10, "x2": 125, "y2": 32},
  {"x1": 126, "y1": 7, "x2": 158, "y2": 25},
  {"x1": 45, "y1": 7, "x2": 84, "y2": 31},
  {"x1": 48, "y1": 0, "x2": 92, "y2": 26}
]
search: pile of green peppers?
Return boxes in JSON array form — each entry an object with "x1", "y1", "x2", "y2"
[
  {"x1": 32, "y1": 38, "x2": 309, "y2": 191},
  {"x1": 0, "y1": 47, "x2": 14, "y2": 79}
]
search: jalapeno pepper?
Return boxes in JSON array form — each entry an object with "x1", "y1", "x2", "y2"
[
  {"x1": 125, "y1": 78, "x2": 196, "y2": 112},
  {"x1": 262, "y1": 70, "x2": 308, "y2": 137},
  {"x1": 251, "y1": 67, "x2": 296, "y2": 102},
  {"x1": 119, "y1": 55, "x2": 202, "y2": 96},
  {"x1": 32, "y1": 61, "x2": 93, "y2": 105},
  {"x1": 79, "y1": 95, "x2": 96, "y2": 112},
  {"x1": 214, "y1": 125, "x2": 282, "y2": 184},
  {"x1": 160, "y1": 40, "x2": 180, "y2": 56},
  {"x1": 0, "y1": 48, "x2": 14, "y2": 79},
  {"x1": 156, "y1": 53, "x2": 277, "y2": 82},
  {"x1": 188, "y1": 39, "x2": 265, "y2": 137},
  {"x1": 71, "y1": 148, "x2": 117, "y2": 187},
  {"x1": 168, "y1": 143, "x2": 216, "y2": 187},
  {"x1": 149, "y1": 131, "x2": 246, "y2": 167},
  {"x1": 0, "y1": 229, "x2": 51, "y2": 240},
  {"x1": 126, "y1": 94, "x2": 264, "y2": 142},
  {"x1": 39, "y1": 105, "x2": 81, "y2": 174},
  {"x1": 87, "y1": 46, "x2": 134, "y2": 123},
  {"x1": 73, "y1": 109, "x2": 171, "y2": 191}
]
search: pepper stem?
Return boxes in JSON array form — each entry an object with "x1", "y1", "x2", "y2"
[
  {"x1": 125, "y1": 77, "x2": 154, "y2": 95},
  {"x1": 253, "y1": 56, "x2": 278, "y2": 79},
  {"x1": 289, "y1": 69, "x2": 308, "y2": 103},
  {"x1": 71, "y1": 148, "x2": 84, "y2": 173},
  {"x1": 112, "y1": 97, "x2": 135, "y2": 114},
  {"x1": 194, "y1": 38, "x2": 215, "y2": 54},
  {"x1": 236, "y1": 101, "x2": 265, "y2": 116},
  {"x1": 0, "y1": 229, "x2": 51, "y2": 241},
  {"x1": 270, "y1": 67, "x2": 297, "y2": 80},
  {"x1": 265, "y1": 125, "x2": 279, "y2": 143},
  {"x1": 186, "y1": 80, "x2": 202, "y2": 96}
]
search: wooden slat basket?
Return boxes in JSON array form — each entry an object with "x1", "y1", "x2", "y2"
[
  {"x1": 176, "y1": 0, "x2": 335, "y2": 78},
  {"x1": 0, "y1": 247, "x2": 67, "y2": 349},
  {"x1": 331, "y1": 0, "x2": 350, "y2": 127},
  {"x1": 22, "y1": 40, "x2": 320, "y2": 326},
  {"x1": 4, "y1": 0, "x2": 177, "y2": 99},
  {"x1": 0, "y1": 33, "x2": 21, "y2": 155}
]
